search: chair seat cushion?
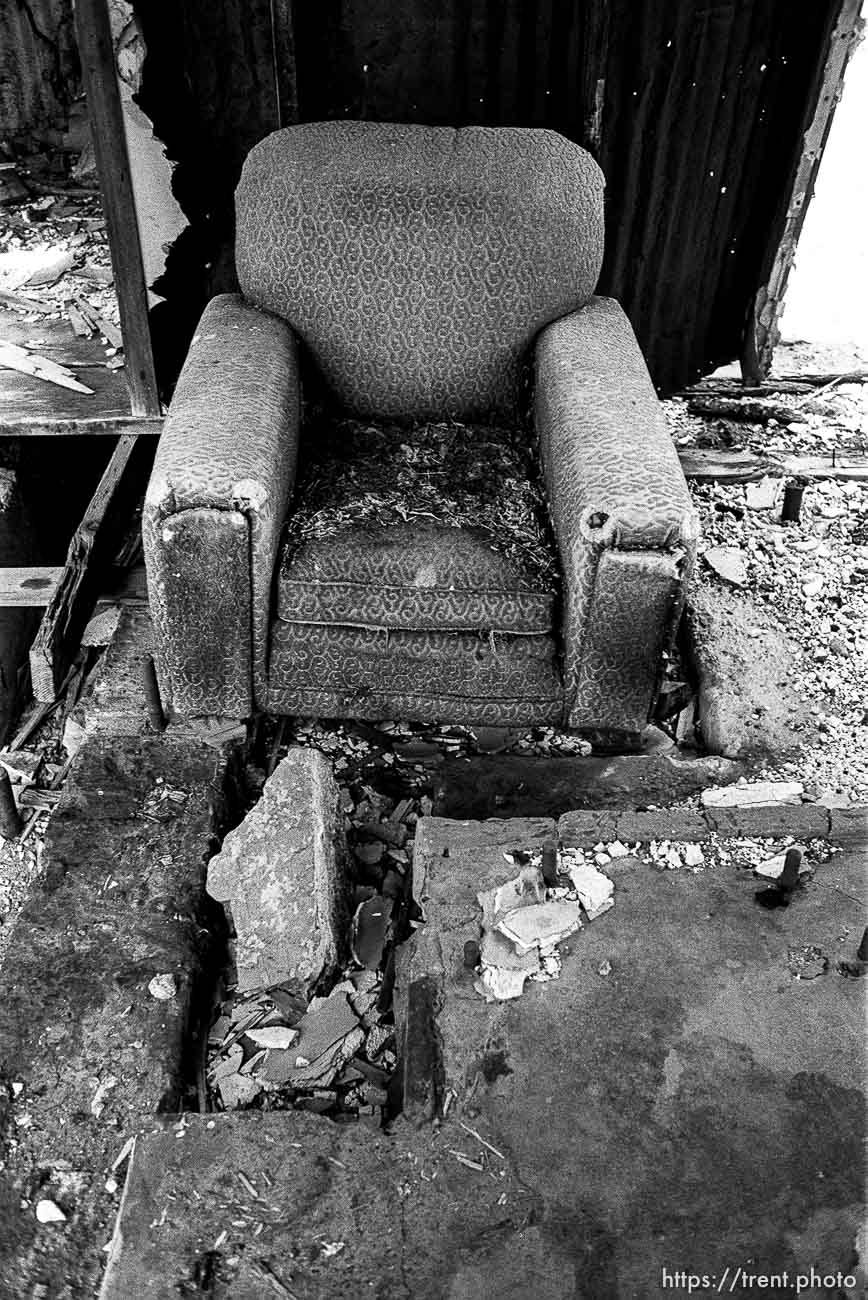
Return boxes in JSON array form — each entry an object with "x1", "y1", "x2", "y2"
[{"x1": 276, "y1": 419, "x2": 560, "y2": 634}]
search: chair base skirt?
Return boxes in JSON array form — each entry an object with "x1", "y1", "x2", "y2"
[{"x1": 265, "y1": 620, "x2": 564, "y2": 728}]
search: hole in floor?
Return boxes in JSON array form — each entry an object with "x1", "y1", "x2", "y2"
[{"x1": 192, "y1": 703, "x2": 706, "y2": 1129}]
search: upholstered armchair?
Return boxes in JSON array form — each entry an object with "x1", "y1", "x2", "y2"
[{"x1": 144, "y1": 122, "x2": 698, "y2": 738}]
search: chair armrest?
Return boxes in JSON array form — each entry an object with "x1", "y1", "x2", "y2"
[
  {"x1": 534, "y1": 297, "x2": 699, "y2": 731},
  {"x1": 144, "y1": 293, "x2": 300, "y2": 715}
]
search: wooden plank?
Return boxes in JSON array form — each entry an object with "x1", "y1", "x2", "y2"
[
  {"x1": 0, "y1": 568, "x2": 65, "y2": 607},
  {"x1": 678, "y1": 447, "x2": 868, "y2": 484},
  {"x1": 0, "y1": 313, "x2": 137, "y2": 427},
  {"x1": 0, "y1": 415, "x2": 163, "y2": 437},
  {"x1": 743, "y1": 0, "x2": 864, "y2": 381},
  {"x1": 74, "y1": 0, "x2": 160, "y2": 418},
  {"x1": 29, "y1": 436, "x2": 156, "y2": 700}
]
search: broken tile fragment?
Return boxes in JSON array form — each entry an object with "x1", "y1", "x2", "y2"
[
  {"x1": 475, "y1": 965, "x2": 532, "y2": 1001},
  {"x1": 496, "y1": 900, "x2": 584, "y2": 952},
  {"x1": 565, "y1": 861, "x2": 615, "y2": 920},
  {"x1": 206, "y1": 749, "x2": 349, "y2": 994},
  {"x1": 478, "y1": 865, "x2": 545, "y2": 929},
  {"x1": 703, "y1": 545, "x2": 748, "y2": 587}
]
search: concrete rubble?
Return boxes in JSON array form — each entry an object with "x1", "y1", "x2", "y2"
[{"x1": 206, "y1": 747, "x2": 349, "y2": 995}]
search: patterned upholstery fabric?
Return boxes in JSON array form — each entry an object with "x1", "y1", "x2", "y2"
[
  {"x1": 236, "y1": 122, "x2": 604, "y2": 423},
  {"x1": 144, "y1": 132, "x2": 698, "y2": 735},
  {"x1": 143, "y1": 294, "x2": 301, "y2": 713},
  {"x1": 534, "y1": 296, "x2": 699, "y2": 724},
  {"x1": 276, "y1": 419, "x2": 559, "y2": 633},
  {"x1": 267, "y1": 621, "x2": 563, "y2": 726}
]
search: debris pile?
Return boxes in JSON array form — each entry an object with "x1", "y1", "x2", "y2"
[
  {"x1": 0, "y1": 185, "x2": 124, "y2": 387},
  {"x1": 281, "y1": 418, "x2": 559, "y2": 587},
  {"x1": 206, "y1": 974, "x2": 395, "y2": 1121},
  {"x1": 688, "y1": 467, "x2": 867, "y2": 800},
  {"x1": 472, "y1": 846, "x2": 615, "y2": 1002}
]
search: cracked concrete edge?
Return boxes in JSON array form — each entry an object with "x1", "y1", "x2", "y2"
[{"x1": 558, "y1": 802, "x2": 866, "y2": 847}]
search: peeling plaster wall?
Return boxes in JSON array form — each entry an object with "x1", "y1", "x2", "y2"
[{"x1": 0, "y1": 0, "x2": 79, "y2": 137}]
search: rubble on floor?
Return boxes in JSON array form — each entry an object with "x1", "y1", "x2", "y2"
[
  {"x1": 472, "y1": 846, "x2": 614, "y2": 1002},
  {"x1": 0, "y1": 185, "x2": 124, "y2": 382},
  {"x1": 687, "y1": 465, "x2": 867, "y2": 794}
]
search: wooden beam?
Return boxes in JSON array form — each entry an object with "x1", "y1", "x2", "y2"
[
  {"x1": 678, "y1": 447, "x2": 868, "y2": 483},
  {"x1": 0, "y1": 415, "x2": 163, "y2": 437},
  {"x1": 74, "y1": 0, "x2": 161, "y2": 418},
  {"x1": 0, "y1": 568, "x2": 65, "y2": 607},
  {"x1": 742, "y1": 0, "x2": 864, "y2": 381},
  {"x1": 29, "y1": 436, "x2": 155, "y2": 700}
]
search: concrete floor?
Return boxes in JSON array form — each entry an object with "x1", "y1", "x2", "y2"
[
  {"x1": 101, "y1": 815, "x2": 867, "y2": 1299},
  {"x1": 397, "y1": 819, "x2": 867, "y2": 1299}
]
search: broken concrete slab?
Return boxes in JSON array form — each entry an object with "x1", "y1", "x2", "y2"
[
  {"x1": 558, "y1": 807, "x2": 712, "y2": 847},
  {"x1": 433, "y1": 751, "x2": 743, "y2": 819},
  {"x1": 0, "y1": 736, "x2": 224, "y2": 1299},
  {"x1": 396, "y1": 816, "x2": 557, "y2": 1123},
  {"x1": 557, "y1": 800, "x2": 865, "y2": 848},
  {"x1": 701, "y1": 780, "x2": 804, "y2": 807},
  {"x1": 396, "y1": 816, "x2": 866, "y2": 1295},
  {"x1": 206, "y1": 747, "x2": 349, "y2": 994}
]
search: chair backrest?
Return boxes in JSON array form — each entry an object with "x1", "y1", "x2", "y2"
[{"x1": 235, "y1": 122, "x2": 604, "y2": 423}]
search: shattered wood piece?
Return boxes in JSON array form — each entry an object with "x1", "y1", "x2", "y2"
[
  {"x1": 18, "y1": 787, "x2": 60, "y2": 809},
  {"x1": 66, "y1": 300, "x2": 92, "y2": 336},
  {"x1": 495, "y1": 900, "x2": 584, "y2": 952},
  {"x1": 389, "y1": 797, "x2": 415, "y2": 823},
  {"x1": 566, "y1": 861, "x2": 615, "y2": 920},
  {"x1": 89, "y1": 311, "x2": 123, "y2": 349},
  {"x1": 687, "y1": 397, "x2": 807, "y2": 425},
  {"x1": 0, "y1": 341, "x2": 94, "y2": 394},
  {"x1": 0, "y1": 287, "x2": 50, "y2": 312},
  {"x1": 0, "y1": 769, "x2": 22, "y2": 838},
  {"x1": 701, "y1": 781, "x2": 803, "y2": 808},
  {"x1": 0, "y1": 749, "x2": 44, "y2": 786}
]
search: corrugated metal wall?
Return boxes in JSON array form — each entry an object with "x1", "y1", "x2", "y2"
[
  {"x1": 0, "y1": 0, "x2": 78, "y2": 137},
  {"x1": 137, "y1": 0, "x2": 847, "y2": 392}
]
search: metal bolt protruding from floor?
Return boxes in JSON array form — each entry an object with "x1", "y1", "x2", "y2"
[
  {"x1": 0, "y1": 768, "x2": 23, "y2": 840},
  {"x1": 463, "y1": 939, "x2": 480, "y2": 970},
  {"x1": 857, "y1": 927, "x2": 868, "y2": 964},
  {"x1": 780, "y1": 479, "x2": 807, "y2": 523},
  {"x1": 779, "y1": 847, "x2": 803, "y2": 892},
  {"x1": 142, "y1": 654, "x2": 166, "y2": 733},
  {"x1": 541, "y1": 842, "x2": 559, "y2": 886}
]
